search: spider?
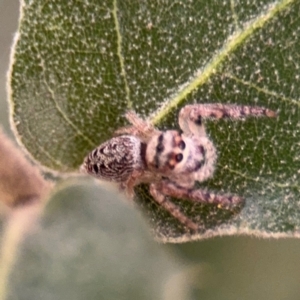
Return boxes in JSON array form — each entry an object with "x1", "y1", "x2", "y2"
[{"x1": 81, "y1": 104, "x2": 276, "y2": 231}]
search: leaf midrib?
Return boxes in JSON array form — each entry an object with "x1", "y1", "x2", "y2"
[{"x1": 148, "y1": 0, "x2": 294, "y2": 124}]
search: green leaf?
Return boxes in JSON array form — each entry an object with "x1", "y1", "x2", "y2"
[
  {"x1": 2, "y1": 179, "x2": 189, "y2": 300},
  {"x1": 8, "y1": 0, "x2": 300, "y2": 240}
]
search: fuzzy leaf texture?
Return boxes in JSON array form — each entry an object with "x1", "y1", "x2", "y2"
[
  {"x1": 0, "y1": 179, "x2": 189, "y2": 300},
  {"x1": 9, "y1": 0, "x2": 300, "y2": 241}
]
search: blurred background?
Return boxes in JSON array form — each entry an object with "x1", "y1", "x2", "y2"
[{"x1": 1, "y1": 1, "x2": 300, "y2": 299}]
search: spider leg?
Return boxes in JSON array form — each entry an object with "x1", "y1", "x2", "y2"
[
  {"x1": 114, "y1": 125, "x2": 141, "y2": 137},
  {"x1": 115, "y1": 111, "x2": 159, "y2": 141},
  {"x1": 179, "y1": 104, "x2": 276, "y2": 136},
  {"x1": 159, "y1": 180, "x2": 244, "y2": 207},
  {"x1": 118, "y1": 169, "x2": 145, "y2": 199},
  {"x1": 149, "y1": 183, "x2": 199, "y2": 231},
  {"x1": 126, "y1": 111, "x2": 159, "y2": 139},
  {"x1": 193, "y1": 136, "x2": 217, "y2": 182},
  {"x1": 179, "y1": 105, "x2": 206, "y2": 137}
]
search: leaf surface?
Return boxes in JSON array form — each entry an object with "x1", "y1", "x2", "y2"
[
  {"x1": 3, "y1": 179, "x2": 188, "y2": 300},
  {"x1": 9, "y1": 0, "x2": 300, "y2": 240}
]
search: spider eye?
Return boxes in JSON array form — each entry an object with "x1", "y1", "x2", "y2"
[
  {"x1": 175, "y1": 153, "x2": 183, "y2": 162},
  {"x1": 178, "y1": 140, "x2": 185, "y2": 150}
]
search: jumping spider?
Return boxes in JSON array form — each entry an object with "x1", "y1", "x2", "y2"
[{"x1": 81, "y1": 104, "x2": 276, "y2": 231}]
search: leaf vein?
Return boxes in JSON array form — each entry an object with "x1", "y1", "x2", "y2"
[
  {"x1": 224, "y1": 165, "x2": 300, "y2": 190},
  {"x1": 230, "y1": 0, "x2": 240, "y2": 31},
  {"x1": 25, "y1": 124, "x2": 65, "y2": 168},
  {"x1": 150, "y1": 0, "x2": 295, "y2": 124},
  {"x1": 40, "y1": 66, "x2": 94, "y2": 147},
  {"x1": 225, "y1": 73, "x2": 300, "y2": 107},
  {"x1": 112, "y1": 0, "x2": 131, "y2": 108}
]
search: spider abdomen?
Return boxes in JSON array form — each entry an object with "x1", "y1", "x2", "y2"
[{"x1": 81, "y1": 135, "x2": 144, "y2": 182}]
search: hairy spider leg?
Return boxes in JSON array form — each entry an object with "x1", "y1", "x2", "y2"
[
  {"x1": 149, "y1": 183, "x2": 199, "y2": 231},
  {"x1": 115, "y1": 111, "x2": 159, "y2": 141},
  {"x1": 179, "y1": 104, "x2": 277, "y2": 132},
  {"x1": 126, "y1": 111, "x2": 158, "y2": 139},
  {"x1": 179, "y1": 106, "x2": 207, "y2": 137},
  {"x1": 158, "y1": 180, "x2": 243, "y2": 206},
  {"x1": 178, "y1": 103, "x2": 276, "y2": 183},
  {"x1": 192, "y1": 136, "x2": 217, "y2": 183}
]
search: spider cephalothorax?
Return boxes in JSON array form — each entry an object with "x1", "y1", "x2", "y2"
[{"x1": 81, "y1": 104, "x2": 276, "y2": 231}]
